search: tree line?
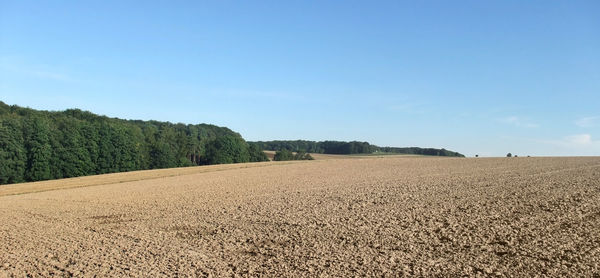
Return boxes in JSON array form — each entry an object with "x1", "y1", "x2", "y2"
[
  {"x1": 273, "y1": 150, "x2": 314, "y2": 161},
  {"x1": 0, "y1": 101, "x2": 268, "y2": 185},
  {"x1": 250, "y1": 140, "x2": 464, "y2": 157}
]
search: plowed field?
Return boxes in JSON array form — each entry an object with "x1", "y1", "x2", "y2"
[{"x1": 1, "y1": 156, "x2": 599, "y2": 277}]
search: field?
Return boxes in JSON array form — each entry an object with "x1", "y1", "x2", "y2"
[{"x1": 1, "y1": 156, "x2": 599, "y2": 277}]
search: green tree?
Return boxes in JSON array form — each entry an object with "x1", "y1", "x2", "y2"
[
  {"x1": 0, "y1": 102, "x2": 270, "y2": 184},
  {"x1": 53, "y1": 118, "x2": 95, "y2": 178},
  {"x1": 149, "y1": 126, "x2": 177, "y2": 169},
  {"x1": 248, "y1": 144, "x2": 269, "y2": 162},
  {"x1": 113, "y1": 125, "x2": 143, "y2": 172},
  {"x1": 24, "y1": 117, "x2": 52, "y2": 181},
  {"x1": 294, "y1": 151, "x2": 314, "y2": 160},
  {"x1": 273, "y1": 150, "x2": 314, "y2": 161},
  {"x1": 204, "y1": 135, "x2": 250, "y2": 164},
  {"x1": 81, "y1": 122, "x2": 100, "y2": 171},
  {"x1": 96, "y1": 123, "x2": 116, "y2": 174},
  {"x1": 273, "y1": 149, "x2": 294, "y2": 161},
  {"x1": 0, "y1": 118, "x2": 26, "y2": 184},
  {"x1": 149, "y1": 141, "x2": 176, "y2": 169}
]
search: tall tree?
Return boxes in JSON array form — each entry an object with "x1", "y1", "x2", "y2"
[
  {"x1": 96, "y1": 122, "x2": 116, "y2": 174},
  {"x1": 0, "y1": 118, "x2": 26, "y2": 183},
  {"x1": 248, "y1": 144, "x2": 269, "y2": 162},
  {"x1": 204, "y1": 135, "x2": 250, "y2": 164},
  {"x1": 24, "y1": 117, "x2": 52, "y2": 181},
  {"x1": 54, "y1": 118, "x2": 94, "y2": 178}
]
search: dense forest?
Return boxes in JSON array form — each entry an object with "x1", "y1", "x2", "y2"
[
  {"x1": 250, "y1": 140, "x2": 465, "y2": 157},
  {"x1": 0, "y1": 101, "x2": 268, "y2": 185}
]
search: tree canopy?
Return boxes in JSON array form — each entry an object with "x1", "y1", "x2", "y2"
[{"x1": 0, "y1": 101, "x2": 268, "y2": 185}]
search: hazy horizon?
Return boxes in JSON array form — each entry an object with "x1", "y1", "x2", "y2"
[{"x1": 1, "y1": 1, "x2": 599, "y2": 157}]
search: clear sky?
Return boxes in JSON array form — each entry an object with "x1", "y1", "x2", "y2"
[{"x1": 1, "y1": 1, "x2": 599, "y2": 156}]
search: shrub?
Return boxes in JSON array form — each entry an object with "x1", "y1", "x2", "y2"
[
  {"x1": 274, "y1": 150, "x2": 314, "y2": 161},
  {"x1": 294, "y1": 151, "x2": 314, "y2": 160},
  {"x1": 273, "y1": 149, "x2": 294, "y2": 161},
  {"x1": 248, "y1": 144, "x2": 269, "y2": 162}
]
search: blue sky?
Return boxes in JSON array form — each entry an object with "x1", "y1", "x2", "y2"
[{"x1": 1, "y1": 1, "x2": 599, "y2": 156}]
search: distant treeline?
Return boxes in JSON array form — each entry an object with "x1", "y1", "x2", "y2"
[
  {"x1": 250, "y1": 140, "x2": 464, "y2": 157},
  {"x1": 0, "y1": 101, "x2": 267, "y2": 185}
]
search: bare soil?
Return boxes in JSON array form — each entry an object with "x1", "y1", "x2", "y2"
[{"x1": 1, "y1": 156, "x2": 599, "y2": 277}]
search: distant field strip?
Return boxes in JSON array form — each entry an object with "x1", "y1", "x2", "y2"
[
  {"x1": 0, "y1": 161, "x2": 302, "y2": 197},
  {"x1": 0, "y1": 153, "x2": 399, "y2": 197}
]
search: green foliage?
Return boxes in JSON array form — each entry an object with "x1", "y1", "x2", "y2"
[
  {"x1": 54, "y1": 118, "x2": 94, "y2": 178},
  {"x1": 24, "y1": 117, "x2": 52, "y2": 181},
  {"x1": 248, "y1": 144, "x2": 269, "y2": 162},
  {"x1": 0, "y1": 117, "x2": 26, "y2": 183},
  {"x1": 0, "y1": 102, "x2": 268, "y2": 185},
  {"x1": 294, "y1": 151, "x2": 314, "y2": 160},
  {"x1": 204, "y1": 135, "x2": 250, "y2": 164},
  {"x1": 273, "y1": 149, "x2": 294, "y2": 161},
  {"x1": 273, "y1": 150, "x2": 314, "y2": 161}
]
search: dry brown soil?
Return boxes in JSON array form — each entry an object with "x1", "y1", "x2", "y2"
[{"x1": 1, "y1": 156, "x2": 599, "y2": 277}]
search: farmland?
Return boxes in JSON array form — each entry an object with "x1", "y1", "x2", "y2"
[{"x1": 1, "y1": 156, "x2": 599, "y2": 276}]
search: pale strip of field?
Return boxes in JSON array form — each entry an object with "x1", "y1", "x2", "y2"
[
  {"x1": 0, "y1": 152, "x2": 422, "y2": 197},
  {"x1": 3, "y1": 151, "x2": 396, "y2": 197},
  {"x1": 0, "y1": 161, "x2": 304, "y2": 197},
  {"x1": 263, "y1": 150, "x2": 418, "y2": 161},
  {"x1": 1, "y1": 152, "x2": 393, "y2": 197},
  {"x1": 310, "y1": 153, "x2": 419, "y2": 160}
]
